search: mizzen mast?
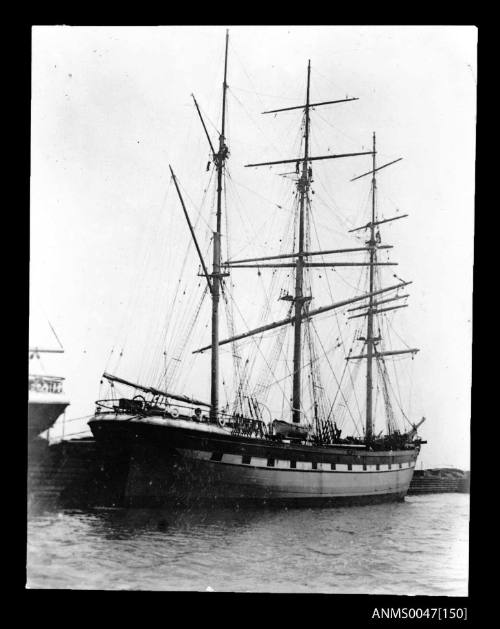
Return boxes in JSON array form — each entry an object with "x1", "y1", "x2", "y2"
[{"x1": 348, "y1": 137, "x2": 418, "y2": 441}]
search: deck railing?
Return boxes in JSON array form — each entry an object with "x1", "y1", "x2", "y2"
[
  {"x1": 29, "y1": 375, "x2": 65, "y2": 394},
  {"x1": 94, "y1": 397, "x2": 270, "y2": 436}
]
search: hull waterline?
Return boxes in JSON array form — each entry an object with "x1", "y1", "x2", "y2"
[{"x1": 89, "y1": 415, "x2": 419, "y2": 508}]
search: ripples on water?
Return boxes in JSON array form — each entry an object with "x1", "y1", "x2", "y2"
[{"x1": 27, "y1": 494, "x2": 469, "y2": 594}]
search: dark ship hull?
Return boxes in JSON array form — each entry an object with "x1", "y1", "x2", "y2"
[{"x1": 89, "y1": 415, "x2": 419, "y2": 507}]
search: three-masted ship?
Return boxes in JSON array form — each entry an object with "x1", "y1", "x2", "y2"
[{"x1": 89, "y1": 31, "x2": 426, "y2": 507}]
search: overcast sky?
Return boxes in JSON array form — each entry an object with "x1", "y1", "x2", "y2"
[{"x1": 30, "y1": 25, "x2": 476, "y2": 469}]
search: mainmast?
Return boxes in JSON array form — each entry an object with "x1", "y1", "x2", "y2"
[
  {"x1": 292, "y1": 60, "x2": 311, "y2": 424},
  {"x1": 210, "y1": 29, "x2": 230, "y2": 421},
  {"x1": 365, "y1": 132, "x2": 377, "y2": 440},
  {"x1": 194, "y1": 57, "x2": 415, "y2": 434}
]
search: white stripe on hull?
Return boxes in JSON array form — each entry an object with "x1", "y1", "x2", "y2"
[
  {"x1": 179, "y1": 449, "x2": 413, "y2": 472},
  {"x1": 124, "y1": 446, "x2": 416, "y2": 501}
]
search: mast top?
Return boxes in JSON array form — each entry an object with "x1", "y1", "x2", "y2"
[{"x1": 220, "y1": 29, "x2": 229, "y2": 141}]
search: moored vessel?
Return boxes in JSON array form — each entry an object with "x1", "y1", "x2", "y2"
[
  {"x1": 29, "y1": 327, "x2": 69, "y2": 440},
  {"x1": 89, "y1": 31, "x2": 426, "y2": 507}
]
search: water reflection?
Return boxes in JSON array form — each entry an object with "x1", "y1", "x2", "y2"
[{"x1": 27, "y1": 495, "x2": 469, "y2": 594}]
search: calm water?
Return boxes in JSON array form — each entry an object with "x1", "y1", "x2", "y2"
[{"x1": 27, "y1": 494, "x2": 468, "y2": 594}]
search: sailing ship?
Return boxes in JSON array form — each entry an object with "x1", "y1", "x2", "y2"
[{"x1": 89, "y1": 31, "x2": 427, "y2": 507}]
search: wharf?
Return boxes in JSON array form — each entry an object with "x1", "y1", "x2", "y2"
[
  {"x1": 408, "y1": 468, "x2": 470, "y2": 495},
  {"x1": 28, "y1": 436, "x2": 125, "y2": 510}
]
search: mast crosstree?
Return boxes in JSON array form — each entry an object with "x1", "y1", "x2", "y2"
[
  {"x1": 291, "y1": 60, "x2": 311, "y2": 424},
  {"x1": 174, "y1": 44, "x2": 416, "y2": 441},
  {"x1": 347, "y1": 135, "x2": 414, "y2": 440},
  {"x1": 237, "y1": 61, "x2": 381, "y2": 427},
  {"x1": 210, "y1": 29, "x2": 230, "y2": 422},
  {"x1": 170, "y1": 30, "x2": 230, "y2": 422},
  {"x1": 365, "y1": 132, "x2": 377, "y2": 440}
]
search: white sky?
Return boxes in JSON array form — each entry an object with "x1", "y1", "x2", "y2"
[{"x1": 30, "y1": 25, "x2": 476, "y2": 469}]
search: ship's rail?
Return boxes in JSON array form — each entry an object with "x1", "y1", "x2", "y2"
[
  {"x1": 94, "y1": 397, "x2": 268, "y2": 435},
  {"x1": 29, "y1": 374, "x2": 65, "y2": 394},
  {"x1": 229, "y1": 415, "x2": 269, "y2": 439},
  {"x1": 93, "y1": 397, "x2": 421, "y2": 449},
  {"x1": 95, "y1": 397, "x2": 203, "y2": 418}
]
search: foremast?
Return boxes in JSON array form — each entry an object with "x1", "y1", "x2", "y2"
[
  {"x1": 193, "y1": 58, "x2": 418, "y2": 441},
  {"x1": 169, "y1": 30, "x2": 230, "y2": 422},
  {"x1": 210, "y1": 29, "x2": 230, "y2": 422}
]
